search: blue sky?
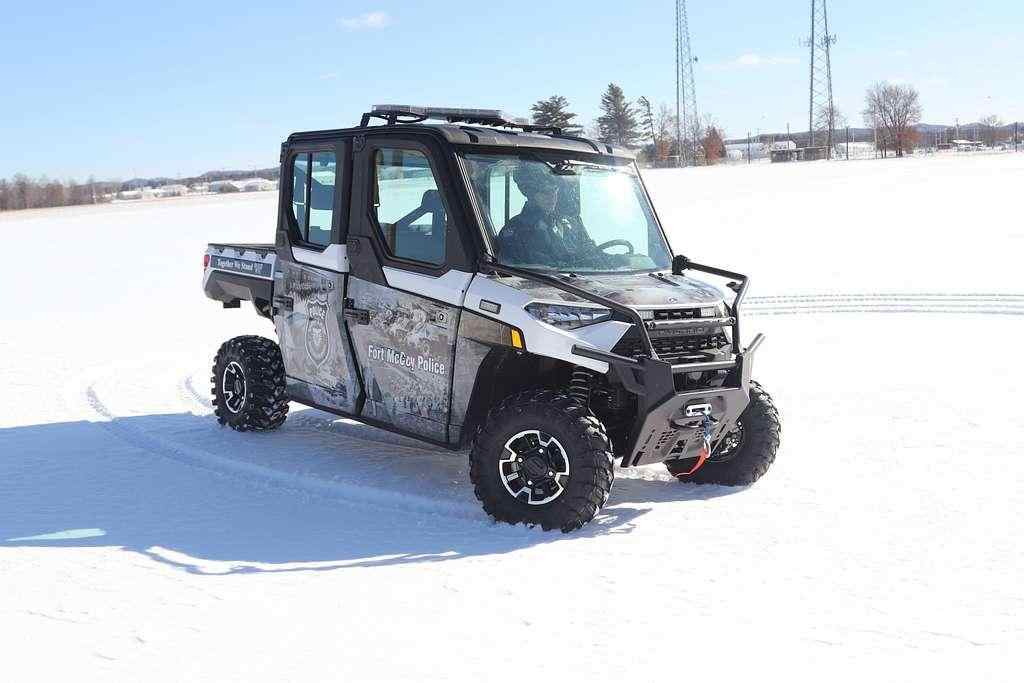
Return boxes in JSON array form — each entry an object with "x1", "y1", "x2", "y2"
[{"x1": 2, "y1": 1, "x2": 1021, "y2": 180}]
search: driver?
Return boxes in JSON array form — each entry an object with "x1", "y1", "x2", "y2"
[{"x1": 497, "y1": 163, "x2": 609, "y2": 267}]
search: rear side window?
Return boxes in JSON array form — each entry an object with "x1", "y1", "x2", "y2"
[
  {"x1": 290, "y1": 151, "x2": 336, "y2": 247},
  {"x1": 372, "y1": 149, "x2": 446, "y2": 265}
]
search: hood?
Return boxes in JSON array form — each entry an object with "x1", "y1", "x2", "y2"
[{"x1": 488, "y1": 272, "x2": 726, "y2": 308}]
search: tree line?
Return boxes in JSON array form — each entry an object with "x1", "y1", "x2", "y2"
[
  {"x1": 530, "y1": 85, "x2": 725, "y2": 167},
  {"x1": 0, "y1": 176, "x2": 117, "y2": 212}
]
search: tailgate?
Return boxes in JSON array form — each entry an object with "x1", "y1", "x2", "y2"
[{"x1": 203, "y1": 243, "x2": 276, "y2": 307}]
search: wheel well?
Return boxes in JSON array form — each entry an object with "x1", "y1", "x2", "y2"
[{"x1": 458, "y1": 350, "x2": 576, "y2": 447}]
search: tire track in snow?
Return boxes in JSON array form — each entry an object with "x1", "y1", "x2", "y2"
[
  {"x1": 177, "y1": 373, "x2": 448, "y2": 453},
  {"x1": 182, "y1": 374, "x2": 212, "y2": 410},
  {"x1": 745, "y1": 293, "x2": 1024, "y2": 316},
  {"x1": 83, "y1": 378, "x2": 484, "y2": 523}
]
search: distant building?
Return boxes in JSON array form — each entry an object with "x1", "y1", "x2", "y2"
[
  {"x1": 209, "y1": 180, "x2": 241, "y2": 193},
  {"x1": 724, "y1": 142, "x2": 768, "y2": 162},
  {"x1": 239, "y1": 178, "x2": 277, "y2": 192},
  {"x1": 798, "y1": 147, "x2": 829, "y2": 161},
  {"x1": 209, "y1": 178, "x2": 277, "y2": 193},
  {"x1": 768, "y1": 141, "x2": 798, "y2": 162},
  {"x1": 117, "y1": 188, "x2": 159, "y2": 200},
  {"x1": 157, "y1": 184, "x2": 189, "y2": 197},
  {"x1": 951, "y1": 139, "x2": 984, "y2": 151}
]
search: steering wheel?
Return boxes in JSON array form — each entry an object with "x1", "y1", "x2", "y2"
[{"x1": 596, "y1": 239, "x2": 635, "y2": 255}]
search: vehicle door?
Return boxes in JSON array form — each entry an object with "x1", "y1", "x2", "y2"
[
  {"x1": 344, "y1": 135, "x2": 475, "y2": 443},
  {"x1": 273, "y1": 139, "x2": 362, "y2": 414}
]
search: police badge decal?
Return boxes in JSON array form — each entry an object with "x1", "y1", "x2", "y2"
[{"x1": 305, "y1": 290, "x2": 331, "y2": 366}]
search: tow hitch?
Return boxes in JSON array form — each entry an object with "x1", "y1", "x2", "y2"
[{"x1": 674, "y1": 405, "x2": 716, "y2": 476}]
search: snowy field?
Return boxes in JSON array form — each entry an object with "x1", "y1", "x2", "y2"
[{"x1": 2, "y1": 152, "x2": 1022, "y2": 681}]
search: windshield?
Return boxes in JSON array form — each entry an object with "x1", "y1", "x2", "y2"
[{"x1": 462, "y1": 153, "x2": 673, "y2": 274}]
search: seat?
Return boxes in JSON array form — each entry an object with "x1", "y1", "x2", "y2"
[{"x1": 393, "y1": 189, "x2": 446, "y2": 263}]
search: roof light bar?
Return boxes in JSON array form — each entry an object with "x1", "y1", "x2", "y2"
[
  {"x1": 363, "y1": 104, "x2": 548, "y2": 133},
  {"x1": 372, "y1": 104, "x2": 512, "y2": 121}
]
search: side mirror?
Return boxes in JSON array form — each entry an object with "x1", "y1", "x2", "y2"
[{"x1": 671, "y1": 254, "x2": 690, "y2": 275}]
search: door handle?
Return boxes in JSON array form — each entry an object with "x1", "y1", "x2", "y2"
[
  {"x1": 272, "y1": 295, "x2": 293, "y2": 314},
  {"x1": 343, "y1": 298, "x2": 370, "y2": 325}
]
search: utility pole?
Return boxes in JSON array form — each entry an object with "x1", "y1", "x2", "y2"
[
  {"x1": 846, "y1": 126, "x2": 850, "y2": 160},
  {"x1": 747, "y1": 132, "x2": 751, "y2": 163},
  {"x1": 803, "y1": 0, "x2": 837, "y2": 157},
  {"x1": 674, "y1": 0, "x2": 700, "y2": 167}
]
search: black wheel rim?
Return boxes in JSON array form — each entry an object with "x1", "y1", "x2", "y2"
[
  {"x1": 221, "y1": 361, "x2": 247, "y2": 414},
  {"x1": 499, "y1": 430, "x2": 570, "y2": 505},
  {"x1": 710, "y1": 419, "x2": 745, "y2": 463}
]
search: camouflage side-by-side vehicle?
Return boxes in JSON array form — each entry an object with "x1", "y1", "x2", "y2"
[{"x1": 202, "y1": 105, "x2": 781, "y2": 532}]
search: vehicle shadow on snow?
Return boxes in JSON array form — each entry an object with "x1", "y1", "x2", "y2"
[{"x1": 0, "y1": 412, "x2": 742, "y2": 575}]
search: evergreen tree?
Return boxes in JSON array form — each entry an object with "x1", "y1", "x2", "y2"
[
  {"x1": 636, "y1": 96, "x2": 656, "y2": 144},
  {"x1": 596, "y1": 83, "x2": 639, "y2": 148},
  {"x1": 530, "y1": 95, "x2": 580, "y2": 133}
]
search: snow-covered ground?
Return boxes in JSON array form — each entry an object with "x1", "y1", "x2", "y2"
[{"x1": 2, "y1": 153, "x2": 1022, "y2": 681}]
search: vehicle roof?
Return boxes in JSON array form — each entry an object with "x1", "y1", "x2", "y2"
[{"x1": 286, "y1": 123, "x2": 635, "y2": 160}]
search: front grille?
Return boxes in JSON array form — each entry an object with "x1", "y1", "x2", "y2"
[
  {"x1": 652, "y1": 307, "x2": 703, "y2": 321},
  {"x1": 613, "y1": 331, "x2": 729, "y2": 363}
]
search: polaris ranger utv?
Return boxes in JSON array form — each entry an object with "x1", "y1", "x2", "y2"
[{"x1": 202, "y1": 105, "x2": 780, "y2": 532}]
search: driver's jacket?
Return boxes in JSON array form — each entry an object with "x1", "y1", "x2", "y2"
[{"x1": 496, "y1": 202, "x2": 603, "y2": 267}]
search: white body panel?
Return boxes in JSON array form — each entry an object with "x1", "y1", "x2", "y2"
[
  {"x1": 292, "y1": 244, "x2": 349, "y2": 273},
  {"x1": 465, "y1": 276, "x2": 632, "y2": 373},
  {"x1": 382, "y1": 267, "x2": 473, "y2": 307}
]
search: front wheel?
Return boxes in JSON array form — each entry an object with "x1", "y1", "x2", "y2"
[
  {"x1": 666, "y1": 381, "x2": 780, "y2": 485},
  {"x1": 470, "y1": 390, "x2": 615, "y2": 532}
]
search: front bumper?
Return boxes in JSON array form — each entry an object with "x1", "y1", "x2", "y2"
[{"x1": 573, "y1": 333, "x2": 763, "y2": 467}]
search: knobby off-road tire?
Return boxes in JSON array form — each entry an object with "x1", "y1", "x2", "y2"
[
  {"x1": 666, "y1": 381, "x2": 780, "y2": 485},
  {"x1": 470, "y1": 390, "x2": 615, "y2": 533},
  {"x1": 212, "y1": 335, "x2": 289, "y2": 432}
]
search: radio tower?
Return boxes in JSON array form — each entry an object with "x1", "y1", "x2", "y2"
[
  {"x1": 675, "y1": 0, "x2": 700, "y2": 166},
  {"x1": 804, "y1": 0, "x2": 837, "y2": 155}
]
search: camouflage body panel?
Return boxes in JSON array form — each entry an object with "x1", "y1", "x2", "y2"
[
  {"x1": 274, "y1": 263, "x2": 360, "y2": 413},
  {"x1": 347, "y1": 277, "x2": 459, "y2": 442},
  {"x1": 448, "y1": 311, "x2": 506, "y2": 443},
  {"x1": 485, "y1": 272, "x2": 726, "y2": 307}
]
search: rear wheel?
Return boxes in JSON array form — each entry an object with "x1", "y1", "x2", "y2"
[
  {"x1": 666, "y1": 381, "x2": 780, "y2": 485},
  {"x1": 212, "y1": 336, "x2": 289, "y2": 431},
  {"x1": 470, "y1": 390, "x2": 614, "y2": 532}
]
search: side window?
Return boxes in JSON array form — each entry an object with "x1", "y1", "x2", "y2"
[
  {"x1": 289, "y1": 151, "x2": 337, "y2": 247},
  {"x1": 291, "y1": 155, "x2": 308, "y2": 233},
  {"x1": 373, "y1": 149, "x2": 446, "y2": 265}
]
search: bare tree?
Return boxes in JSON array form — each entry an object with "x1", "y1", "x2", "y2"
[
  {"x1": 654, "y1": 104, "x2": 678, "y2": 165},
  {"x1": 862, "y1": 81, "x2": 923, "y2": 157},
  {"x1": 0, "y1": 174, "x2": 111, "y2": 212},
  {"x1": 979, "y1": 114, "x2": 1005, "y2": 147},
  {"x1": 815, "y1": 102, "x2": 847, "y2": 151}
]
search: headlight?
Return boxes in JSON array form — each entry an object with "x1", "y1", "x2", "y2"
[
  {"x1": 700, "y1": 302, "x2": 729, "y2": 318},
  {"x1": 524, "y1": 302, "x2": 612, "y2": 330}
]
